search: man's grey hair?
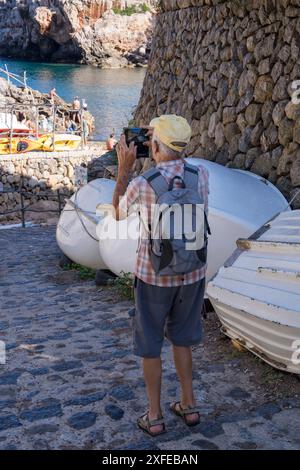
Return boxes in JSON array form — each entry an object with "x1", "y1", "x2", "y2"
[{"x1": 153, "y1": 133, "x2": 184, "y2": 160}]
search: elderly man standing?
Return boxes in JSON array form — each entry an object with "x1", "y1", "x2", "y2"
[{"x1": 113, "y1": 115, "x2": 209, "y2": 437}]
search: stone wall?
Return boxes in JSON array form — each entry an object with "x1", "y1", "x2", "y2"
[
  {"x1": 135, "y1": 0, "x2": 300, "y2": 208},
  {"x1": 0, "y1": 146, "x2": 112, "y2": 224}
]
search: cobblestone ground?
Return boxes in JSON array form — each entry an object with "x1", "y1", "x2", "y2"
[{"x1": 0, "y1": 226, "x2": 299, "y2": 450}]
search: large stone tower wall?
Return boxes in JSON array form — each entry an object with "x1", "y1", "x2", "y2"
[{"x1": 135, "y1": 0, "x2": 300, "y2": 208}]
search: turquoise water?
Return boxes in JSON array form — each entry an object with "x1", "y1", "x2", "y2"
[{"x1": 0, "y1": 58, "x2": 146, "y2": 140}]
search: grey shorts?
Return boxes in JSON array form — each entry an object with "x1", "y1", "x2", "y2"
[{"x1": 133, "y1": 277, "x2": 205, "y2": 358}]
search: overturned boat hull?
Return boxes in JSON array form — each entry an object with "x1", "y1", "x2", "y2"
[
  {"x1": 97, "y1": 158, "x2": 289, "y2": 280},
  {"x1": 207, "y1": 210, "x2": 300, "y2": 374},
  {"x1": 57, "y1": 159, "x2": 289, "y2": 281},
  {"x1": 56, "y1": 179, "x2": 115, "y2": 269}
]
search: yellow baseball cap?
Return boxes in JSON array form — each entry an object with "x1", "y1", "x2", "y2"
[{"x1": 150, "y1": 114, "x2": 192, "y2": 152}]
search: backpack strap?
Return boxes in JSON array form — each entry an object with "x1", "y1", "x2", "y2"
[
  {"x1": 184, "y1": 163, "x2": 211, "y2": 235},
  {"x1": 142, "y1": 168, "x2": 169, "y2": 199},
  {"x1": 184, "y1": 163, "x2": 199, "y2": 190},
  {"x1": 143, "y1": 164, "x2": 200, "y2": 197}
]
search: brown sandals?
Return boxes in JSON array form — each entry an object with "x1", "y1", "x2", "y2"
[
  {"x1": 137, "y1": 403, "x2": 200, "y2": 436},
  {"x1": 170, "y1": 401, "x2": 201, "y2": 427},
  {"x1": 137, "y1": 412, "x2": 166, "y2": 437}
]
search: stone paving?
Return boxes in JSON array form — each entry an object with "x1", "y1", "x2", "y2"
[{"x1": 0, "y1": 226, "x2": 299, "y2": 450}]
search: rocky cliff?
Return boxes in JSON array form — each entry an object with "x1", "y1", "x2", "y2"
[
  {"x1": 135, "y1": 0, "x2": 300, "y2": 208},
  {"x1": 0, "y1": 0, "x2": 154, "y2": 67}
]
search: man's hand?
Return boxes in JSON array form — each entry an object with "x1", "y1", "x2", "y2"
[
  {"x1": 116, "y1": 135, "x2": 137, "y2": 174},
  {"x1": 142, "y1": 126, "x2": 154, "y2": 151},
  {"x1": 113, "y1": 135, "x2": 136, "y2": 221}
]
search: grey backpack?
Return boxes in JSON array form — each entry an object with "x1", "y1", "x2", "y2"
[{"x1": 143, "y1": 163, "x2": 210, "y2": 276}]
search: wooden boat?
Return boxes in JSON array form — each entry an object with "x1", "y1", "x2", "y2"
[
  {"x1": 40, "y1": 134, "x2": 82, "y2": 152},
  {"x1": 57, "y1": 159, "x2": 289, "y2": 279},
  {"x1": 207, "y1": 210, "x2": 300, "y2": 374}
]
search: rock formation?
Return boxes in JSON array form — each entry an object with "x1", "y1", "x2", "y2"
[
  {"x1": 81, "y1": 10, "x2": 153, "y2": 68},
  {"x1": 135, "y1": 0, "x2": 300, "y2": 208},
  {"x1": 0, "y1": 0, "x2": 154, "y2": 67}
]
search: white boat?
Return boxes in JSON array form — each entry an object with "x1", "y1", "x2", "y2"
[
  {"x1": 57, "y1": 158, "x2": 289, "y2": 280},
  {"x1": 56, "y1": 179, "x2": 115, "y2": 269},
  {"x1": 207, "y1": 210, "x2": 300, "y2": 374},
  {"x1": 96, "y1": 158, "x2": 289, "y2": 279}
]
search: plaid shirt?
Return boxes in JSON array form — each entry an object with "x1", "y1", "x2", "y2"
[{"x1": 119, "y1": 159, "x2": 210, "y2": 287}]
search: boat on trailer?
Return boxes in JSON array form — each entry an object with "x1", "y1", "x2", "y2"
[
  {"x1": 56, "y1": 158, "x2": 289, "y2": 279},
  {"x1": 207, "y1": 210, "x2": 300, "y2": 374}
]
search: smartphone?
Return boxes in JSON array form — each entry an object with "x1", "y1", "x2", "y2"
[{"x1": 124, "y1": 127, "x2": 150, "y2": 159}]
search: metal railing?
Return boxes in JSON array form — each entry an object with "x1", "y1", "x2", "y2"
[
  {"x1": 0, "y1": 65, "x2": 85, "y2": 155},
  {"x1": 0, "y1": 104, "x2": 85, "y2": 155},
  {"x1": 0, "y1": 177, "x2": 70, "y2": 227},
  {"x1": 0, "y1": 64, "x2": 34, "y2": 101}
]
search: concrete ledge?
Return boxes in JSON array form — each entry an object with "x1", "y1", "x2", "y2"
[{"x1": 0, "y1": 146, "x2": 105, "y2": 163}]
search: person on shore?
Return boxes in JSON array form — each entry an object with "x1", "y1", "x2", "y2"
[
  {"x1": 40, "y1": 115, "x2": 48, "y2": 133},
  {"x1": 25, "y1": 116, "x2": 35, "y2": 131},
  {"x1": 81, "y1": 105, "x2": 90, "y2": 146},
  {"x1": 55, "y1": 117, "x2": 65, "y2": 132},
  {"x1": 112, "y1": 115, "x2": 210, "y2": 437},
  {"x1": 49, "y1": 88, "x2": 57, "y2": 104},
  {"x1": 106, "y1": 133, "x2": 117, "y2": 151},
  {"x1": 17, "y1": 111, "x2": 26, "y2": 124},
  {"x1": 65, "y1": 117, "x2": 77, "y2": 134},
  {"x1": 73, "y1": 97, "x2": 81, "y2": 111},
  {"x1": 47, "y1": 116, "x2": 54, "y2": 133},
  {"x1": 72, "y1": 96, "x2": 81, "y2": 123}
]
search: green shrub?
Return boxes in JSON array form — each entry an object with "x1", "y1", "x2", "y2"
[
  {"x1": 141, "y1": 3, "x2": 151, "y2": 12},
  {"x1": 113, "y1": 3, "x2": 151, "y2": 16},
  {"x1": 63, "y1": 263, "x2": 96, "y2": 281},
  {"x1": 112, "y1": 272, "x2": 134, "y2": 300},
  {"x1": 113, "y1": 6, "x2": 137, "y2": 16}
]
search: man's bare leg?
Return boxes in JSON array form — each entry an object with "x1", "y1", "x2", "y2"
[
  {"x1": 142, "y1": 357, "x2": 164, "y2": 433},
  {"x1": 173, "y1": 346, "x2": 199, "y2": 424}
]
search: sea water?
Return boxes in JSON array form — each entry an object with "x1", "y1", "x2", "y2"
[{"x1": 0, "y1": 58, "x2": 146, "y2": 140}]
